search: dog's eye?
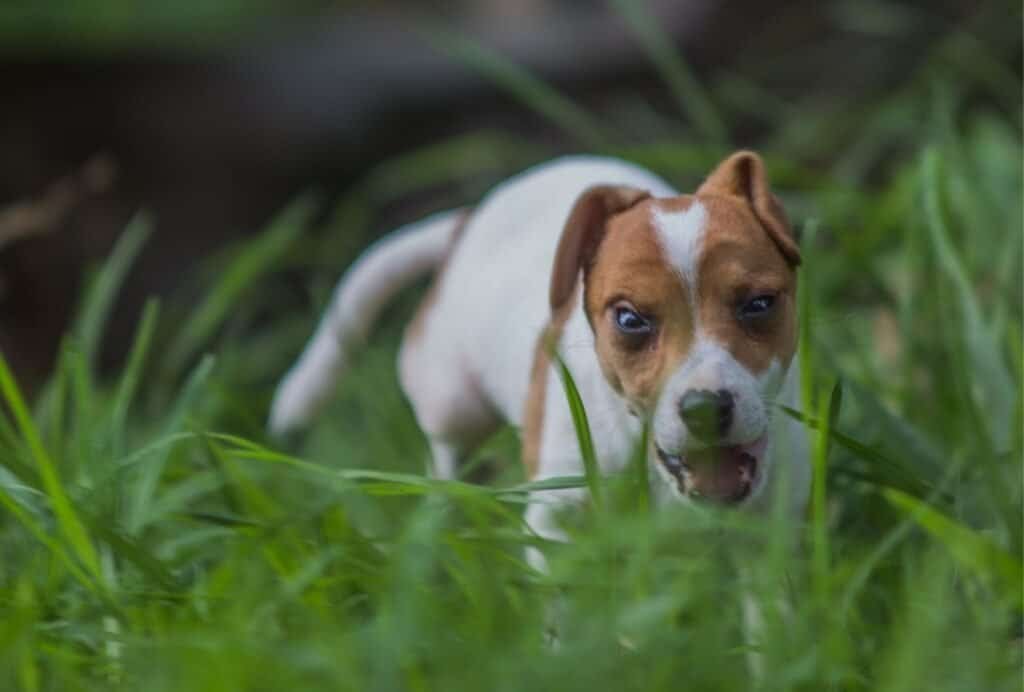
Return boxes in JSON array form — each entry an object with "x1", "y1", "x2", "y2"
[
  {"x1": 614, "y1": 306, "x2": 652, "y2": 335},
  {"x1": 738, "y1": 294, "x2": 776, "y2": 320}
]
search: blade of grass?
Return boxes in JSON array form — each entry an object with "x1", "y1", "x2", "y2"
[
  {"x1": 418, "y1": 23, "x2": 610, "y2": 150},
  {"x1": 127, "y1": 355, "x2": 215, "y2": 533},
  {"x1": 778, "y1": 404, "x2": 938, "y2": 501},
  {"x1": 551, "y1": 352, "x2": 603, "y2": 511},
  {"x1": 39, "y1": 340, "x2": 69, "y2": 460},
  {"x1": 493, "y1": 475, "x2": 590, "y2": 496},
  {"x1": 811, "y1": 384, "x2": 834, "y2": 606},
  {"x1": 0, "y1": 351, "x2": 101, "y2": 581},
  {"x1": 141, "y1": 470, "x2": 225, "y2": 529},
  {"x1": 0, "y1": 481, "x2": 96, "y2": 590},
  {"x1": 362, "y1": 130, "x2": 545, "y2": 203},
  {"x1": 826, "y1": 379, "x2": 843, "y2": 458},
  {"x1": 164, "y1": 197, "x2": 315, "y2": 379},
  {"x1": 610, "y1": 0, "x2": 728, "y2": 145},
  {"x1": 15, "y1": 580, "x2": 40, "y2": 692},
  {"x1": 922, "y1": 149, "x2": 1013, "y2": 449},
  {"x1": 65, "y1": 345, "x2": 94, "y2": 480},
  {"x1": 0, "y1": 431, "x2": 39, "y2": 487},
  {"x1": 88, "y1": 521, "x2": 181, "y2": 592},
  {"x1": 797, "y1": 219, "x2": 820, "y2": 415},
  {"x1": 883, "y1": 487, "x2": 1023, "y2": 607},
  {"x1": 838, "y1": 379, "x2": 944, "y2": 477},
  {"x1": 211, "y1": 434, "x2": 534, "y2": 519},
  {"x1": 72, "y1": 212, "x2": 152, "y2": 369},
  {"x1": 630, "y1": 421, "x2": 650, "y2": 514},
  {"x1": 109, "y1": 298, "x2": 160, "y2": 458},
  {"x1": 839, "y1": 453, "x2": 968, "y2": 617}
]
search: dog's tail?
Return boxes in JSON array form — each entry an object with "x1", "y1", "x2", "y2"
[{"x1": 268, "y1": 208, "x2": 466, "y2": 436}]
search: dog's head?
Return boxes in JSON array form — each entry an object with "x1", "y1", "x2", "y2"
[{"x1": 551, "y1": 151, "x2": 800, "y2": 506}]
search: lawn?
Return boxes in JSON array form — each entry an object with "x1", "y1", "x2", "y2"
[{"x1": 0, "y1": 6, "x2": 1021, "y2": 691}]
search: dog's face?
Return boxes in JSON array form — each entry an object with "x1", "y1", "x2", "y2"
[{"x1": 551, "y1": 151, "x2": 800, "y2": 506}]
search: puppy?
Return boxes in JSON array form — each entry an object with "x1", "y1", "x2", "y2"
[{"x1": 270, "y1": 151, "x2": 810, "y2": 566}]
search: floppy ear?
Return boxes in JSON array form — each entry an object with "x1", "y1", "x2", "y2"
[
  {"x1": 698, "y1": 150, "x2": 801, "y2": 266},
  {"x1": 550, "y1": 185, "x2": 651, "y2": 313}
]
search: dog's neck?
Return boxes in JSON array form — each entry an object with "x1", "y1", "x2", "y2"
[{"x1": 749, "y1": 356, "x2": 810, "y2": 515}]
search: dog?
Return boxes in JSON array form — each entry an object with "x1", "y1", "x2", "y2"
[{"x1": 269, "y1": 151, "x2": 810, "y2": 571}]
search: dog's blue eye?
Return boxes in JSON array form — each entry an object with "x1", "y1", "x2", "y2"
[
  {"x1": 614, "y1": 306, "x2": 651, "y2": 334},
  {"x1": 739, "y1": 295, "x2": 775, "y2": 319}
]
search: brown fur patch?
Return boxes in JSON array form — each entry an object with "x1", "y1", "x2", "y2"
[
  {"x1": 582, "y1": 192, "x2": 797, "y2": 412},
  {"x1": 697, "y1": 150, "x2": 800, "y2": 265},
  {"x1": 404, "y1": 209, "x2": 472, "y2": 343},
  {"x1": 693, "y1": 194, "x2": 797, "y2": 372},
  {"x1": 584, "y1": 199, "x2": 695, "y2": 411}
]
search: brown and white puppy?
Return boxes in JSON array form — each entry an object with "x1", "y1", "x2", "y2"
[{"x1": 270, "y1": 151, "x2": 810, "y2": 568}]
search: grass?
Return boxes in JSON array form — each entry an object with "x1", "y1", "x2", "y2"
[{"x1": 0, "y1": 4, "x2": 1021, "y2": 690}]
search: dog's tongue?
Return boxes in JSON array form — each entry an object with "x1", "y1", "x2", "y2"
[{"x1": 685, "y1": 446, "x2": 755, "y2": 503}]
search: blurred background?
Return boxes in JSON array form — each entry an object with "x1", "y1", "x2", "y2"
[{"x1": 2, "y1": 0, "x2": 1018, "y2": 393}]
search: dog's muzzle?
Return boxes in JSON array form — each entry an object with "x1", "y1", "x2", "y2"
[{"x1": 655, "y1": 435, "x2": 767, "y2": 504}]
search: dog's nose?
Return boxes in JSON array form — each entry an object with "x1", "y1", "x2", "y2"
[{"x1": 679, "y1": 389, "x2": 734, "y2": 442}]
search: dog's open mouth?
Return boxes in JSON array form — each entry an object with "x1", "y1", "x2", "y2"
[{"x1": 656, "y1": 436, "x2": 767, "y2": 505}]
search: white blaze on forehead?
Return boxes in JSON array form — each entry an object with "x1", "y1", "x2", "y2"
[{"x1": 652, "y1": 201, "x2": 708, "y2": 297}]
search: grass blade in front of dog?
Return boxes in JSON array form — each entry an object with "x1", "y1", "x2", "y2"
[{"x1": 552, "y1": 352, "x2": 603, "y2": 511}]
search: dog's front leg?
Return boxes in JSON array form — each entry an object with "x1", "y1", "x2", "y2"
[
  {"x1": 524, "y1": 487, "x2": 586, "y2": 646},
  {"x1": 523, "y1": 488, "x2": 583, "y2": 573}
]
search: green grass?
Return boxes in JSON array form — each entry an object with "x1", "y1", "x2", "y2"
[{"x1": 0, "y1": 7, "x2": 1021, "y2": 691}]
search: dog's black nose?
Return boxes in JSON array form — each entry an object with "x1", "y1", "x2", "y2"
[{"x1": 679, "y1": 389, "x2": 734, "y2": 442}]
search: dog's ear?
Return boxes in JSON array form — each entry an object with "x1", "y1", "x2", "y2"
[
  {"x1": 550, "y1": 185, "x2": 651, "y2": 313},
  {"x1": 698, "y1": 150, "x2": 801, "y2": 266}
]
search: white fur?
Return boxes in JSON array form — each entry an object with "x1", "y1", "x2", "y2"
[
  {"x1": 432, "y1": 157, "x2": 675, "y2": 427},
  {"x1": 653, "y1": 201, "x2": 708, "y2": 300},
  {"x1": 653, "y1": 336, "x2": 769, "y2": 455}
]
